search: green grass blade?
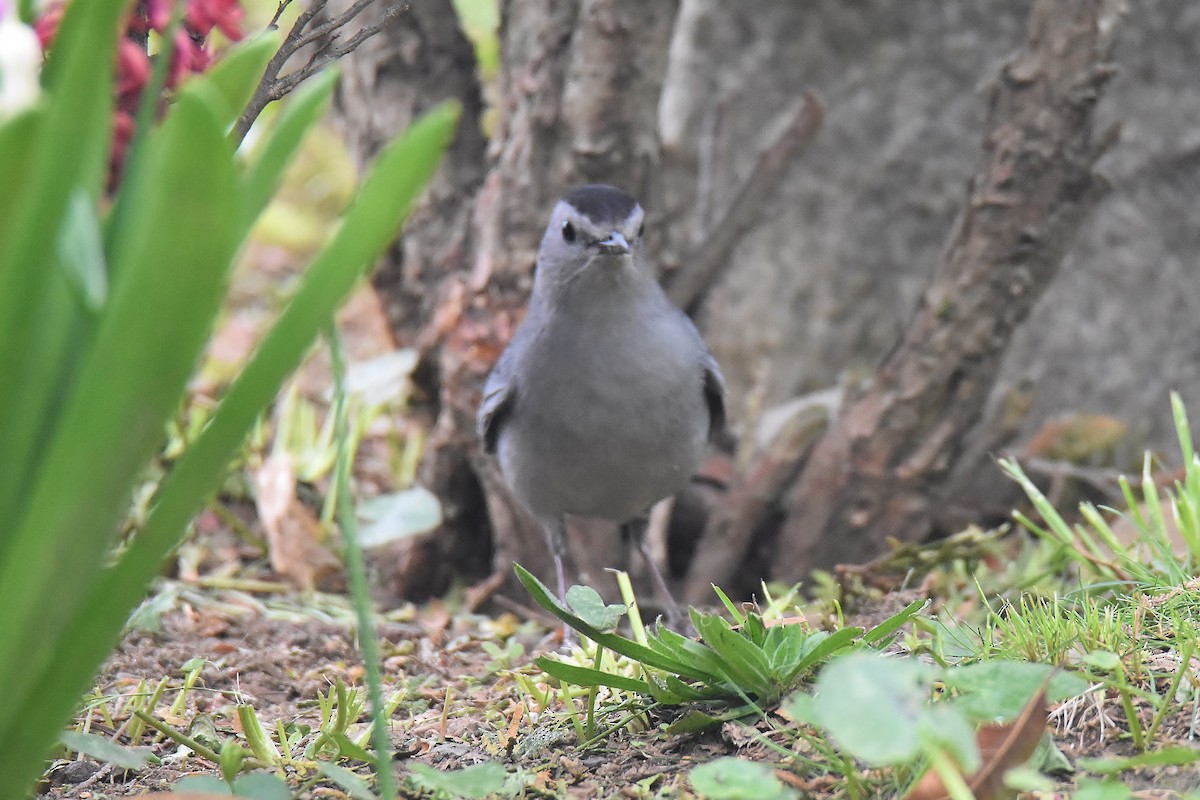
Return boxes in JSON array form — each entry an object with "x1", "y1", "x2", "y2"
[
  {"x1": 0, "y1": 92, "x2": 239, "y2": 795},
  {"x1": 1172, "y1": 392, "x2": 1194, "y2": 467},
  {"x1": 711, "y1": 584, "x2": 746, "y2": 624},
  {"x1": 862, "y1": 598, "x2": 927, "y2": 645}
]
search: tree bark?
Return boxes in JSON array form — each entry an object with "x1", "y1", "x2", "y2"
[
  {"x1": 755, "y1": 0, "x2": 1124, "y2": 585},
  {"x1": 323, "y1": 0, "x2": 1174, "y2": 605}
]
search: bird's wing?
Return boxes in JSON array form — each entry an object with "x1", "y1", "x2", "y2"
[
  {"x1": 701, "y1": 349, "x2": 727, "y2": 439},
  {"x1": 477, "y1": 352, "x2": 517, "y2": 454}
]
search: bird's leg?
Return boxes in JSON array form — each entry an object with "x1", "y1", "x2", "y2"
[
  {"x1": 542, "y1": 517, "x2": 577, "y2": 649},
  {"x1": 623, "y1": 515, "x2": 687, "y2": 631}
]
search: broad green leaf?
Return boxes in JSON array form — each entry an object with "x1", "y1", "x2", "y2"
[
  {"x1": 241, "y1": 68, "x2": 338, "y2": 229},
  {"x1": 743, "y1": 613, "x2": 768, "y2": 648},
  {"x1": 941, "y1": 661, "x2": 1088, "y2": 722},
  {"x1": 689, "y1": 757, "x2": 798, "y2": 800},
  {"x1": 763, "y1": 626, "x2": 808, "y2": 675},
  {"x1": 565, "y1": 584, "x2": 626, "y2": 631},
  {"x1": 410, "y1": 762, "x2": 508, "y2": 799},
  {"x1": 918, "y1": 703, "x2": 980, "y2": 773},
  {"x1": 809, "y1": 651, "x2": 934, "y2": 766},
  {"x1": 220, "y1": 740, "x2": 248, "y2": 783},
  {"x1": 1, "y1": 100, "x2": 459, "y2": 799},
  {"x1": 0, "y1": 91, "x2": 239, "y2": 794},
  {"x1": 357, "y1": 487, "x2": 444, "y2": 547},
  {"x1": 536, "y1": 657, "x2": 652, "y2": 694},
  {"x1": 59, "y1": 731, "x2": 154, "y2": 769}
]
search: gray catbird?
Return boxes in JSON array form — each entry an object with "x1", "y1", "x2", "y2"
[{"x1": 477, "y1": 184, "x2": 726, "y2": 623}]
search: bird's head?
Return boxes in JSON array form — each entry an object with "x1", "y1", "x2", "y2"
[{"x1": 534, "y1": 184, "x2": 648, "y2": 300}]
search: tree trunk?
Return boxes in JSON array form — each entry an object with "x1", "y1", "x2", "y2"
[
  {"x1": 692, "y1": 0, "x2": 1123, "y2": 592},
  {"x1": 320, "y1": 0, "x2": 1200, "y2": 605}
]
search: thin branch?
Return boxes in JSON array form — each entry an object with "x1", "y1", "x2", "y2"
[
  {"x1": 666, "y1": 91, "x2": 825, "y2": 313},
  {"x1": 230, "y1": 0, "x2": 409, "y2": 147},
  {"x1": 268, "y1": 0, "x2": 297, "y2": 29}
]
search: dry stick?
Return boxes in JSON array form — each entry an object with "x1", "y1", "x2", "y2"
[
  {"x1": 666, "y1": 92, "x2": 825, "y2": 314},
  {"x1": 230, "y1": 0, "x2": 408, "y2": 147},
  {"x1": 269, "y1": 0, "x2": 297, "y2": 28}
]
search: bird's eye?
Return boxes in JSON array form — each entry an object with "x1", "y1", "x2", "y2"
[
  {"x1": 561, "y1": 221, "x2": 577, "y2": 243},
  {"x1": 637, "y1": 222, "x2": 645, "y2": 239}
]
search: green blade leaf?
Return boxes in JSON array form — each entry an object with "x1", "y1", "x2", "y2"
[
  {"x1": 536, "y1": 657, "x2": 653, "y2": 694},
  {"x1": 691, "y1": 611, "x2": 775, "y2": 699},
  {"x1": 0, "y1": 101, "x2": 459, "y2": 798},
  {"x1": 862, "y1": 598, "x2": 927, "y2": 645},
  {"x1": 781, "y1": 625, "x2": 863, "y2": 685},
  {"x1": 0, "y1": 91, "x2": 240, "y2": 794},
  {"x1": 0, "y1": 0, "x2": 124, "y2": 544},
  {"x1": 514, "y1": 564, "x2": 719, "y2": 680}
]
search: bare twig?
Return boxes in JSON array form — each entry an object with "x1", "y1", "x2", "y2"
[
  {"x1": 230, "y1": 0, "x2": 409, "y2": 146},
  {"x1": 666, "y1": 91, "x2": 824, "y2": 313},
  {"x1": 268, "y1": 0, "x2": 297, "y2": 29}
]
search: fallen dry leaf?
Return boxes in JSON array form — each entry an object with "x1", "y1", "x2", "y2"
[
  {"x1": 253, "y1": 453, "x2": 343, "y2": 591},
  {"x1": 905, "y1": 680, "x2": 1049, "y2": 800}
]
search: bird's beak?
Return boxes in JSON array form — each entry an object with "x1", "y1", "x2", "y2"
[{"x1": 596, "y1": 231, "x2": 630, "y2": 255}]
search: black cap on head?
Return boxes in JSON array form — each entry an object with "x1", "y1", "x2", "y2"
[{"x1": 561, "y1": 184, "x2": 639, "y2": 226}]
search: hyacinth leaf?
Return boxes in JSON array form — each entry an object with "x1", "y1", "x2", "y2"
[
  {"x1": 0, "y1": 90, "x2": 239, "y2": 794},
  {"x1": 0, "y1": 109, "x2": 39, "y2": 246},
  {"x1": 0, "y1": 0, "x2": 124, "y2": 544},
  {"x1": 0, "y1": 99, "x2": 459, "y2": 798}
]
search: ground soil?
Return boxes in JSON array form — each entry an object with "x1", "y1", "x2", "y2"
[{"x1": 38, "y1": 577, "x2": 1199, "y2": 800}]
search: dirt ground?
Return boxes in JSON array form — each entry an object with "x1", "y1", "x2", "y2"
[
  {"x1": 39, "y1": 587, "x2": 755, "y2": 799},
  {"x1": 38, "y1": 577, "x2": 1200, "y2": 800}
]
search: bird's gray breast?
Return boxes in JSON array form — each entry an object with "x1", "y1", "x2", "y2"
[{"x1": 497, "y1": 293, "x2": 709, "y2": 522}]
